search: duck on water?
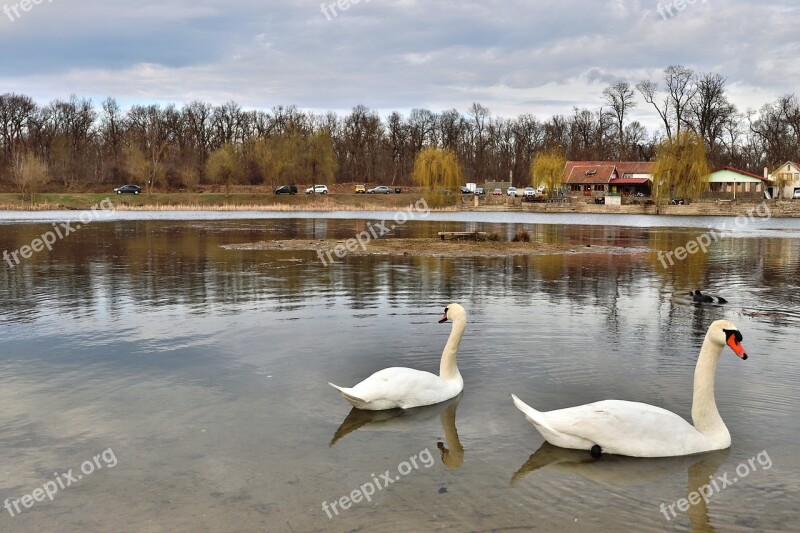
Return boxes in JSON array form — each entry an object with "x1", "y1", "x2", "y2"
[{"x1": 691, "y1": 290, "x2": 727, "y2": 304}]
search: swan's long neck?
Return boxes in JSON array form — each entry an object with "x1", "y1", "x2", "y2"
[
  {"x1": 439, "y1": 315, "x2": 465, "y2": 381},
  {"x1": 691, "y1": 333, "x2": 730, "y2": 444}
]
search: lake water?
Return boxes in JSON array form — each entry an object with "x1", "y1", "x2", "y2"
[{"x1": 1, "y1": 212, "x2": 798, "y2": 532}]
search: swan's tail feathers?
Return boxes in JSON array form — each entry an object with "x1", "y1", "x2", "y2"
[
  {"x1": 511, "y1": 394, "x2": 557, "y2": 435},
  {"x1": 329, "y1": 383, "x2": 368, "y2": 406}
]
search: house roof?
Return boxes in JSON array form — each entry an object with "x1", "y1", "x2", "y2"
[
  {"x1": 564, "y1": 162, "x2": 617, "y2": 184},
  {"x1": 711, "y1": 166, "x2": 770, "y2": 183},
  {"x1": 564, "y1": 161, "x2": 654, "y2": 185},
  {"x1": 615, "y1": 162, "x2": 655, "y2": 175},
  {"x1": 610, "y1": 177, "x2": 651, "y2": 185}
]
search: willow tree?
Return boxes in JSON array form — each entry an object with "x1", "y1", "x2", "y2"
[
  {"x1": 251, "y1": 132, "x2": 336, "y2": 192},
  {"x1": 530, "y1": 147, "x2": 566, "y2": 197},
  {"x1": 251, "y1": 136, "x2": 294, "y2": 190},
  {"x1": 304, "y1": 131, "x2": 337, "y2": 187},
  {"x1": 124, "y1": 144, "x2": 163, "y2": 195},
  {"x1": 411, "y1": 147, "x2": 462, "y2": 207},
  {"x1": 206, "y1": 143, "x2": 243, "y2": 196},
  {"x1": 652, "y1": 130, "x2": 710, "y2": 206},
  {"x1": 13, "y1": 151, "x2": 50, "y2": 203}
]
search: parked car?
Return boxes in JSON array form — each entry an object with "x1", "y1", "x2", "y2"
[
  {"x1": 794, "y1": 189, "x2": 800, "y2": 199},
  {"x1": 354, "y1": 184, "x2": 366, "y2": 194},
  {"x1": 507, "y1": 187, "x2": 518, "y2": 197},
  {"x1": 460, "y1": 186, "x2": 473, "y2": 194},
  {"x1": 274, "y1": 185, "x2": 297, "y2": 195},
  {"x1": 367, "y1": 186, "x2": 391, "y2": 194},
  {"x1": 306, "y1": 185, "x2": 329, "y2": 194},
  {"x1": 474, "y1": 188, "x2": 485, "y2": 195},
  {"x1": 492, "y1": 188, "x2": 502, "y2": 196},
  {"x1": 114, "y1": 184, "x2": 141, "y2": 195},
  {"x1": 523, "y1": 187, "x2": 536, "y2": 197}
]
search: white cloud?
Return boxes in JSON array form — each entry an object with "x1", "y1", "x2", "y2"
[{"x1": 0, "y1": 0, "x2": 796, "y2": 128}]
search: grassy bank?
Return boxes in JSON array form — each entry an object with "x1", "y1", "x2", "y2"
[{"x1": 0, "y1": 192, "x2": 442, "y2": 212}]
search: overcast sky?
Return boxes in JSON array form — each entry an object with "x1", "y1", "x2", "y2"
[{"x1": 1, "y1": 0, "x2": 798, "y2": 128}]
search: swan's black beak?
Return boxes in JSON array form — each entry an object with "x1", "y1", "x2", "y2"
[
  {"x1": 439, "y1": 308, "x2": 449, "y2": 323},
  {"x1": 725, "y1": 330, "x2": 748, "y2": 360}
]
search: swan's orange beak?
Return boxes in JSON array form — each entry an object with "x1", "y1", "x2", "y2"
[
  {"x1": 727, "y1": 335, "x2": 748, "y2": 360},
  {"x1": 439, "y1": 309, "x2": 449, "y2": 323}
]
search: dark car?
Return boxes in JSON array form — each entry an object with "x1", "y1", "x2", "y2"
[
  {"x1": 274, "y1": 185, "x2": 298, "y2": 195},
  {"x1": 114, "y1": 184, "x2": 141, "y2": 195}
]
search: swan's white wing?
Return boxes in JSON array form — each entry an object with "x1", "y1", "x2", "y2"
[
  {"x1": 543, "y1": 400, "x2": 713, "y2": 457},
  {"x1": 348, "y1": 368, "x2": 459, "y2": 410}
]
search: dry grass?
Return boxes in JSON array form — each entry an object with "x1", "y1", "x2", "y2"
[
  {"x1": 115, "y1": 202, "x2": 457, "y2": 212},
  {"x1": 0, "y1": 197, "x2": 458, "y2": 212},
  {"x1": 0, "y1": 202, "x2": 68, "y2": 211},
  {"x1": 512, "y1": 230, "x2": 531, "y2": 242}
]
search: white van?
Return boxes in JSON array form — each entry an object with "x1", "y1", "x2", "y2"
[{"x1": 794, "y1": 189, "x2": 800, "y2": 199}]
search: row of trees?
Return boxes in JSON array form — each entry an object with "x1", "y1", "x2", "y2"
[
  {"x1": 414, "y1": 130, "x2": 714, "y2": 206},
  {"x1": 1, "y1": 65, "x2": 798, "y2": 195}
]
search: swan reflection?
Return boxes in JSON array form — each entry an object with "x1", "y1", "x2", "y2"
[
  {"x1": 330, "y1": 394, "x2": 464, "y2": 470},
  {"x1": 513, "y1": 442, "x2": 729, "y2": 532}
]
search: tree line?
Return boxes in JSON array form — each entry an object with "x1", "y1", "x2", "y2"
[{"x1": 1, "y1": 64, "x2": 798, "y2": 194}]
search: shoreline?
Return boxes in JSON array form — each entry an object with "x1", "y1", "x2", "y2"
[{"x1": 1, "y1": 192, "x2": 798, "y2": 218}]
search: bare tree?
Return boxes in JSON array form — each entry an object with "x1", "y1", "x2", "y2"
[
  {"x1": 603, "y1": 82, "x2": 637, "y2": 160},
  {"x1": 637, "y1": 79, "x2": 672, "y2": 139},
  {"x1": 664, "y1": 65, "x2": 698, "y2": 135},
  {"x1": 126, "y1": 105, "x2": 171, "y2": 194},
  {"x1": 687, "y1": 73, "x2": 736, "y2": 164},
  {"x1": 0, "y1": 93, "x2": 36, "y2": 162}
]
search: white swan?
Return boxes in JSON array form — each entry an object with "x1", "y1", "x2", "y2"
[
  {"x1": 329, "y1": 304, "x2": 466, "y2": 410},
  {"x1": 512, "y1": 320, "x2": 749, "y2": 458}
]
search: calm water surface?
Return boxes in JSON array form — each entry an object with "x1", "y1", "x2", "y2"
[{"x1": 1, "y1": 213, "x2": 798, "y2": 532}]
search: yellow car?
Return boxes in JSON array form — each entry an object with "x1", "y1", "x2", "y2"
[{"x1": 355, "y1": 184, "x2": 366, "y2": 194}]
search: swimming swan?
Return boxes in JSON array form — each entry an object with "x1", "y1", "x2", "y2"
[
  {"x1": 329, "y1": 304, "x2": 466, "y2": 410},
  {"x1": 512, "y1": 320, "x2": 748, "y2": 457}
]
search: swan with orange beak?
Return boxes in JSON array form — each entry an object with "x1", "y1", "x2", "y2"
[{"x1": 512, "y1": 320, "x2": 749, "y2": 458}]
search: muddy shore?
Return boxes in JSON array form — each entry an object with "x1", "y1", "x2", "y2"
[{"x1": 223, "y1": 238, "x2": 649, "y2": 258}]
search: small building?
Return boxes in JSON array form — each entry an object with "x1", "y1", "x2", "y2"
[
  {"x1": 767, "y1": 161, "x2": 800, "y2": 199},
  {"x1": 707, "y1": 167, "x2": 769, "y2": 198},
  {"x1": 564, "y1": 161, "x2": 653, "y2": 197}
]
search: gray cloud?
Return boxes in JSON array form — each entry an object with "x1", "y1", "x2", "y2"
[{"x1": 0, "y1": 0, "x2": 797, "y2": 125}]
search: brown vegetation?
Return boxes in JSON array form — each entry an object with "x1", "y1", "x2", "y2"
[{"x1": 223, "y1": 238, "x2": 646, "y2": 258}]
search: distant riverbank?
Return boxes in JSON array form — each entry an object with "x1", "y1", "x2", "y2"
[{"x1": 1, "y1": 192, "x2": 799, "y2": 217}]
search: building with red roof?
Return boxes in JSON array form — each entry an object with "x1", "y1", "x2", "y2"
[{"x1": 563, "y1": 161, "x2": 654, "y2": 197}]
